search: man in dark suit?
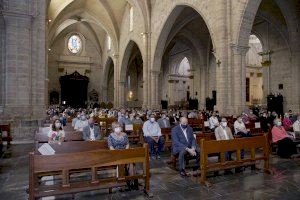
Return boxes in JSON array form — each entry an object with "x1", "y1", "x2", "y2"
[
  {"x1": 171, "y1": 117, "x2": 200, "y2": 177},
  {"x1": 83, "y1": 118, "x2": 101, "y2": 141}
]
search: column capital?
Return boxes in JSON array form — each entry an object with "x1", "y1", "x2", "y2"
[
  {"x1": 231, "y1": 44, "x2": 250, "y2": 55},
  {"x1": 113, "y1": 54, "x2": 119, "y2": 58},
  {"x1": 140, "y1": 32, "x2": 152, "y2": 38}
]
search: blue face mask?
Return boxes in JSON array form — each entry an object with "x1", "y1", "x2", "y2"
[{"x1": 181, "y1": 124, "x2": 188, "y2": 129}]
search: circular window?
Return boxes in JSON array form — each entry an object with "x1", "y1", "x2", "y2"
[{"x1": 68, "y1": 35, "x2": 82, "y2": 54}]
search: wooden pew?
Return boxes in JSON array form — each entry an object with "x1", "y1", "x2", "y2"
[
  {"x1": 35, "y1": 141, "x2": 108, "y2": 154},
  {"x1": 170, "y1": 132, "x2": 216, "y2": 170},
  {"x1": 35, "y1": 130, "x2": 84, "y2": 143},
  {"x1": 29, "y1": 144, "x2": 151, "y2": 200},
  {"x1": 199, "y1": 134, "x2": 270, "y2": 186},
  {"x1": 0, "y1": 124, "x2": 12, "y2": 147},
  {"x1": 188, "y1": 118, "x2": 202, "y2": 130},
  {"x1": 125, "y1": 124, "x2": 143, "y2": 143},
  {"x1": 161, "y1": 128, "x2": 172, "y2": 150},
  {"x1": 63, "y1": 125, "x2": 75, "y2": 132}
]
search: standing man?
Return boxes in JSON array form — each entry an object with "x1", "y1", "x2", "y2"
[{"x1": 171, "y1": 117, "x2": 200, "y2": 177}]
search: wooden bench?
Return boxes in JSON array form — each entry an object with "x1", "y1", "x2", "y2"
[
  {"x1": 199, "y1": 134, "x2": 270, "y2": 186},
  {"x1": 35, "y1": 141, "x2": 108, "y2": 154},
  {"x1": 29, "y1": 144, "x2": 151, "y2": 199},
  {"x1": 35, "y1": 130, "x2": 84, "y2": 143},
  {"x1": 125, "y1": 124, "x2": 143, "y2": 143},
  {"x1": 95, "y1": 117, "x2": 117, "y2": 137},
  {"x1": 170, "y1": 132, "x2": 215, "y2": 170},
  {"x1": 0, "y1": 124, "x2": 12, "y2": 148}
]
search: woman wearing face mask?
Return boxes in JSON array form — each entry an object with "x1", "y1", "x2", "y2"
[
  {"x1": 48, "y1": 119, "x2": 65, "y2": 144},
  {"x1": 108, "y1": 122, "x2": 138, "y2": 189},
  {"x1": 108, "y1": 122, "x2": 129, "y2": 150},
  {"x1": 271, "y1": 118, "x2": 297, "y2": 158}
]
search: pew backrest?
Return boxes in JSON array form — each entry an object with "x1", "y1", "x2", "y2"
[
  {"x1": 35, "y1": 130, "x2": 84, "y2": 143},
  {"x1": 29, "y1": 144, "x2": 150, "y2": 199},
  {"x1": 35, "y1": 140, "x2": 108, "y2": 154},
  {"x1": 199, "y1": 134, "x2": 269, "y2": 185}
]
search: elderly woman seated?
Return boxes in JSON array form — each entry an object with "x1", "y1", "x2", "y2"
[
  {"x1": 108, "y1": 122, "x2": 138, "y2": 190},
  {"x1": 272, "y1": 118, "x2": 297, "y2": 158}
]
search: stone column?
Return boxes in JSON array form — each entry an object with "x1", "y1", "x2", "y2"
[
  {"x1": 0, "y1": 0, "x2": 47, "y2": 140},
  {"x1": 113, "y1": 54, "x2": 119, "y2": 107},
  {"x1": 150, "y1": 70, "x2": 160, "y2": 109},
  {"x1": 262, "y1": 65, "x2": 270, "y2": 106},
  {"x1": 102, "y1": 87, "x2": 108, "y2": 102},
  {"x1": 231, "y1": 45, "x2": 249, "y2": 115},
  {"x1": 118, "y1": 81, "x2": 125, "y2": 108},
  {"x1": 141, "y1": 32, "x2": 150, "y2": 109},
  {"x1": 168, "y1": 80, "x2": 175, "y2": 106}
]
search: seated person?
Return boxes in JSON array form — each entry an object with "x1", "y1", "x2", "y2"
[
  {"x1": 74, "y1": 115, "x2": 88, "y2": 131},
  {"x1": 188, "y1": 110, "x2": 198, "y2": 119},
  {"x1": 283, "y1": 113, "x2": 293, "y2": 131},
  {"x1": 157, "y1": 114, "x2": 171, "y2": 128},
  {"x1": 48, "y1": 119, "x2": 65, "y2": 144},
  {"x1": 209, "y1": 112, "x2": 219, "y2": 131},
  {"x1": 107, "y1": 122, "x2": 137, "y2": 190},
  {"x1": 272, "y1": 118, "x2": 297, "y2": 158},
  {"x1": 118, "y1": 109, "x2": 131, "y2": 125},
  {"x1": 241, "y1": 113, "x2": 250, "y2": 124},
  {"x1": 215, "y1": 118, "x2": 234, "y2": 160},
  {"x1": 171, "y1": 117, "x2": 200, "y2": 177},
  {"x1": 292, "y1": 115, "x2": 300, "y2": 135},
  {"x1": 259, "y1": 112, "x2": 270, "y2": 133},
  {"x1": 143, "y1": 114, "x2": 164, "y2": 159},
  {"x1": 248, "y1": 110, "x2": 257, "y2": 120},
  {"x1": 132, "y1": 115, "x2": 144, "y2": 125},
  {"x1": 234, "y1": 116, "x2": 251, "y2": 137},
  {"x1": 108, "y1": 122, "x2": 129, "y2": 150},
  {"x1": 83, "y1": 118, "x2": 101, "y2": 141},
  {"x1": 72, "y1": 114, "x2": 81, "y2": 127},
  {"x1": 128, "y1": 113, "x2": 136, "y2": 124}
]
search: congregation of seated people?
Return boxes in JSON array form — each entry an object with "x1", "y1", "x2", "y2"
[{"x1": 44, "y1": 105, "x2": 300, "y2": 181}]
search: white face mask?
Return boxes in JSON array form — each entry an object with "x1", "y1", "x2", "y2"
[
  {"x1": 114, "y1": 127, "x2": 122, "y2": 133},
  {"x1": 55, "y1": 122, "x2": 61, "y2": 128},
  {"x1": 221, "y1": 122, "x2": 227, "y2": 127},
  {"x1": 150, "y1": 118, "x2": 155, "y2": 122},
  {"x1": 277, "y1": 121, "x2": 282, "y2": 126}
]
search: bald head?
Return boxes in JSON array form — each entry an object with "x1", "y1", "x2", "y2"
[{"x1": 180, "y1": 117, "x2": 188, "y2": 124}]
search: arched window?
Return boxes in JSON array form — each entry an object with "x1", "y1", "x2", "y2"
[
  {"x1": 107, "y1": 35, "x2": 111, "y2": 50},
  {"x1": 177, "y1": 57, "x2": 191, "y2": 76},
  {"x1": 129, "y1": 6, "x2": 133, "y2": 32},
  {"x1": 68, "y1": 34, "x2": 82, "y2": 54},
  {"x1": 246, "y1": 35, "x2": 262, "y2": 67}
]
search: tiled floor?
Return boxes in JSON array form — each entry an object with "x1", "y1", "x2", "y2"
[{"x1": 0, "y1": 144, "x2": 299, "y2": 200}]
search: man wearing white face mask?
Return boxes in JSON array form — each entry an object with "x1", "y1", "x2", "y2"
[
  {"x1": 215, "y1": 118, "x2": 234, "y2": 162},
  {"x1": 215, "y1": 118, "x2": 234, "y2": 141},
  {"x1": 72, "y1": 114, "x2": 81, "y2": 127},
  {"x1": 74, "y1": 115, "x2": 88, "y2": 131},
  {"x1": 143, "y1": 114, "x2": 164, "y2": 159},
  {"x1": 234, "y1": 116, "x2": 251, "y2": 137}
]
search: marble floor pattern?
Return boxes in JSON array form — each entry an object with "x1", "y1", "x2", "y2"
[{"x1": 0, "y1": 144, "x2": 300, "y2": 200}]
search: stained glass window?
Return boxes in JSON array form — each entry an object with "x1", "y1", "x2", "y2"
[{"x1": 68, "y1": 35, "x2": 82, "y2": 54}]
